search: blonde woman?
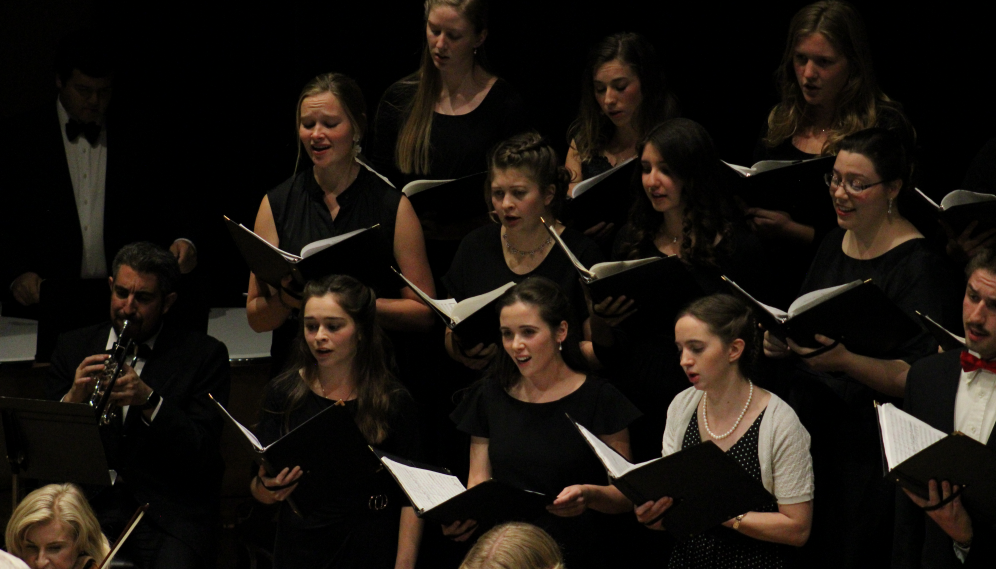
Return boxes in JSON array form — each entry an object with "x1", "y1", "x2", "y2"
[
  {"x1": 458, "y1": 523, "x2": 564, "y2": 569},
  {"x1": 5, "y1": 484, "x2": 110, "y2": 569}
]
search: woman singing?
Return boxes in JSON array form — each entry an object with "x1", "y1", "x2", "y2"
[
  {"x1": 636, "y1": 294, "x2": 814, "y2": 568},
  {"x1": 443, "y1": 132, "x2": 602, "y2": 370},
  {"x1": 448, "y1": 277, "x2": 640, "y2": 569},
  {"x1": 251, "y1": 275, "x2": 423, "y2": 569},
  {"x1": 370, "y1": 0, "x2": 527, "y2": 189},
  {"x1": 5, "y1": 484, "x2": 110, "y2": 569},
  {"x1": 246, "y1": 73, "x2": 434, "y2": 370}
]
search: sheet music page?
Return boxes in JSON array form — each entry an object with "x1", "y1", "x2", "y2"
[
  {"x1": 574, "y1": 421, "x2": 636, "y2": 478},
  {"x1": 230, "y1": 219, "x2": 300, "y2": 262},
  {"x1": 392, "y1": 268, "x2": 456, "y2": 319},
  {"x1": 722, "y1": 276, "x2": 787, "y2": 321},
  {"x1": 543, "y1": 220, "x2": 593, "y2": 279},
  {"x1": 381, "y1": 457, "x2": 467, "y2": 512},
  {"x1": 940, "y1": 189, "x2": 996, "y2": 209},
  {"x1": 787, "y1": 280, "x2": 862, "y2": 319},
  {"x1": 450, "y1": 282, "x2": 516, "y2": 323},
  {"x1": 589, "y1": 256, "x2": 661, "y2": 280},
  {"x1": 299, "y1": 225, "x2": 378, "y2": 258},
  {"x1": 878, "y1": 403, "x2": 946, "y2": 470},
  {"x1": 401, "y1": 178, "x2": 454, "y2": 197},
  {"x1": 211, "y1": 396, "x2": 265, "y2": 450},
  {"x1": 571, "y1": 156, "x2": 636, "y2": 198}
]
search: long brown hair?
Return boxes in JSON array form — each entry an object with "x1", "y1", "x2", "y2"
[
  {"x1": 262, "y1": 275, "x2": 404, "y2": 444},
  {"x1": 567, "y1": 32, "x2": 679, "y2": 164},
  {"x1": 617, "y1": 119, "x2": 741, "y2": 267},
  {"x1": 395, "y1": 0, "x2": 489, "y2": 175},
  {"x1": 763, "y1": 1, "x2": 907, "y2": 155}
]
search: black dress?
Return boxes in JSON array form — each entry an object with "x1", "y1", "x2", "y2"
[
  {"x1": 255, "y1": 388, "x2": 421, "y2": 569},
  {"x1": 595, "y1": 221, "x2": 769, "y2": 463},
  {"x1": 450, "y1": 375, "x2": 641, "y2": 569},
  {"x1": 668, "y1": 409, "x2": 785, "y2": 569},
  {"x1": 442, "y1": 224, "x2": 604, "y2": 326},
  {"x1": 780, "y1": 228, "x2": 960, "y2": 569},
  {"x1": 265, "y1": 165, "x2": 402, "y2": 372},
  {"x1": 370, "y1": 77, "x2": 528, "y2": 190}
]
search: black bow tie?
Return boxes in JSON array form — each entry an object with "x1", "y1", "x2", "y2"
[{"x1": 65, "y1": 119, "x2": 102, "y2": 145}]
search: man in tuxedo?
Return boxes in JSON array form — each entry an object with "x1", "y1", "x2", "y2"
[
  {"x1": 0, "y1": 29, "x2": 197, "y2": 318},
  {"x1": 893, "y1": 249, "x2": 996, "y2": 568},
  {"x1": 46, "y1": 242, "x2": 230, "y2": 569}
]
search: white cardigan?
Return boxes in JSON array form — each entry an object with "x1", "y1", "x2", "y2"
[{"x1": 662, "y1": 387, "x2": 814, "y2": 505}]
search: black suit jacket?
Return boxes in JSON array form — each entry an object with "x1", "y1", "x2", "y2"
[
  {"x1": 46, "y1": 321, "x2": 231, "y2": 560},
  {"x1": 893, "y1": 350, "x2": 996, "y2": 568},
  {"x1": 0, "y1": 103, "x2": 188, "y2": 293}
]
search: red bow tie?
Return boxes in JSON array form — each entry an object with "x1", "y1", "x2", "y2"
[{"x1": 960, "y1": 351, "x2": 996, "y2": 373}]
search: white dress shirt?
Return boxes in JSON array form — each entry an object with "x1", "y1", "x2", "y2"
[
  {"x1": 954, "y1": 362, "x2": 996, "y2": 445},
  {"x1": 57, "y1": 98, "x2": 107, "y2": 278}
]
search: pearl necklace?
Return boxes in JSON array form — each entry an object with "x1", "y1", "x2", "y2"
[
  {"x1": 702, "y1": 380, "x2": 753, "y2": 440},
  {"x1": 503, "y1": 232, "x2": 553, "y2": 257}
]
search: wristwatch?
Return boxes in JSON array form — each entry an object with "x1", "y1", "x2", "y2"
[{"x1": 140, "y1": 390, "x2": 162, "y2": 411}]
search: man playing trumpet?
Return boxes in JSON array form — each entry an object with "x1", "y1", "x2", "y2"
[{"x1": 47, "y1": 241, "x2": 231, "y2": 569}]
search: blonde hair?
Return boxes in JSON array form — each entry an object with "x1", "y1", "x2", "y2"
[
  {"x1": 764, "y1": 1, "x2": 903, "y2": 155},
  {"x1": 395, "y1": 0, "x2": 489, "y2": 175},
  {"x1": 293, "y1": 72, "x2": 367, "y2": 171},
  {"x1": 5, "y1": 484, "x2": 111, "y2": 564},
  {"x1": 459, "y1": 523, "x2": 565, "y2": 569}
]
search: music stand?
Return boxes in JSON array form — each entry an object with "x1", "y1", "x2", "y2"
[{"x1": 0, "y1": 397, "x2": 115, "y2": 510}]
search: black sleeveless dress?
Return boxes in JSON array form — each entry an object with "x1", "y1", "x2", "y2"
[{"x1": 667, "y1": 409, "x2": 786, "y2": 569}]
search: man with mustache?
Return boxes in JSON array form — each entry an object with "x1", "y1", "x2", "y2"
[
  {"x1": 893, "y1": 248, "x2": 996, "y2": 568},
  {"x1": 46, "y1": 242, "x2": 230, "y2": 569}
]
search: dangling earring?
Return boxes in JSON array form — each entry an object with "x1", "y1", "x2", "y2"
[
  {"x1": 473, "y1": 47, "x2": 478, "y2": 56},
  {"x1": 488, "y1": 210, "x2": 501, "y2": 224},
  {"x1": 558, "y1": 342, "x2": 562, "y2": 352},
  {"x1": 888, "y1": 198, "x2": 893, "y2": 216}
]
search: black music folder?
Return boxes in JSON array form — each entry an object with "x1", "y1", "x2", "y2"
[
  {"x1": 564, "y1": 157, "x2": 638, "y2": 230},
  {"x1": 392, "y1": 268, "x2": 513, "y2": 347},
  {"x1": 915, "y1": 311, "x2": 966, "y2": 352},
  {"x1": 723, "y1": 276, "x2": 922, "y2": 356},
  {"x1": 210, "y1": 395, "x2": 379, "y2": 518},
  {"x1": 402, "y1": 172, "x2": 489, "y2": 240},
  {"x1": 543, "y1": 220, "x2": 704, "y2": 330},
  {"x1": 372, "y1": 448, "x2": 551, "y2": 525},
  {"x1": 224, "y1": 216, "x2": 388, "y2": 290},
  {"x1": 909, "y1": 188, "x2": 996, "y2": 237},
  {"x1": 877, "y1": 402, "x2": 996, "y2": 523},
  {"x1": 724, "y1": 156, "x2": 835, "y2": 216},
  {"x1": 569, "y1": 416, "x2": 775, "y2": 540},
  {"x1": 0, "y1": 397, "x2": 115, "y2": 486}
]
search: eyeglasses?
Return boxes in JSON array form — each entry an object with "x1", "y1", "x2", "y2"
[{"x1": 824, "y1": 173, "x2": 884, "y2": 195}]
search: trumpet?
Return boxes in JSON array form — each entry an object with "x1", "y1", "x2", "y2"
[{"x1": 89, "y1": 319, "x2": 138, "y2": 426}]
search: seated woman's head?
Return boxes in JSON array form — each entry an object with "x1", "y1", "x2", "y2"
[
  {"x1": 827, "y1": 127, "x2": 909, "y2": 232},
  {"x1": 620, "y1": 118, "x2": 739, "y2": 263},
  {"x1": 295, "y1": 73, "x2": 367, "y2": 170},
  {"x1": 486, "y1": 132, "x2": 571, "y2": 230},
  {"x1": 675, "y1": 294, "x2": 761, "y2": 387},
  {"x1": 490, "y1": 277, "x2": 586, "y2": 385},
  {"x1": 458, "y1": 522, "x2": 564, "y2": 569},
  {"x1": 571, "y1": 32, "x2": 678, "y2": 161},
  {"x1": 5, "y1": 484, "x2": 109, "y2": 569}
]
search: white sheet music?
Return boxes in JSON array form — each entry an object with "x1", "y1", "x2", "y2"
[
  {"x1": 878, "y1": 403, "x2": 946, "y2": 469},
  {"x1": 380, "y1": 457, "x2": 467, "y2": 513},
  {"x1": 574, "y1": 421, "x2": 651, "y2": 478}
]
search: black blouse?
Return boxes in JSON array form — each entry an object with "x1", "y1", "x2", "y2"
[
  {"x1": 370, "y1": 77, "x2": 528, "y2": 188},
  {"x1": 443, "y1": 224, "x2": 604, "y2": 321}
]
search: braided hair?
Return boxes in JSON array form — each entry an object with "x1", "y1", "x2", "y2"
[{"x1": 485, "y1": 131, "x2": 572, "y2": 219}]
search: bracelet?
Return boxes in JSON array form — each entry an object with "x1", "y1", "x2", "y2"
[{"x1": 732, "y1": 514, "x2": 746, "y2": 531}]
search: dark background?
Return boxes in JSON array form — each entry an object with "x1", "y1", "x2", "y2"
[{"x1": 1, "y1": 0, "x2": 991, "y2": 305}]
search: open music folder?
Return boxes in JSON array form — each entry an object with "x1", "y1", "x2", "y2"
[
  {"x1": 910, "y1": 188, "x2": 996, "y2": 237},
  {"x1": 401, "y1": 172, "x2": 490, "y2": 240},
  {"x1": 541, "y1": 219, "x2": 703, "y2": 332},
  {"x1": 723, "y1": 156, "x2": 835, "y2": 214},
  {"x1": 210, "y1": 395, "x2": 379, "y2": 518},
  {"x1": 392, "y1": 268, "x2": 513, "y2": 347},
  {"x1": 722, "y1": 275, "x2": 922, "y2": 355},
  {"x1": 224, "y1": 216, "x2": 388, "y2": 290},
  {"x1": 372, "y1": 448, "x2": 550, "y2": 525},
  {"x1": 568, "y1": 416, "x2": 775, "y2": 540},
  {"x1": 564, "y1": 157, "x2": 638, "y2": 230},
  {"x1": 915, "y1": 311, "x2": 965, "y2": 352},
  {"x1": 876, "y1": 402, "x2": 996, "y2": 523}
]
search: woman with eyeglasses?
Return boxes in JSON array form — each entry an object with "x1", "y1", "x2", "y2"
[{"x1": 763, "y1": 127, "x2": 959, "y2": 567}]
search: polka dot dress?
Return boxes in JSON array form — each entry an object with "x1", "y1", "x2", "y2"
[{"x1": 667, "y1": 408, "x2": 786, "y2": 569}]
